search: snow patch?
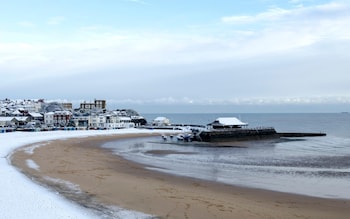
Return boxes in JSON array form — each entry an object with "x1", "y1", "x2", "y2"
[
  {"x1": 23, "y1": 142, "x2": 49, "y2": 154},
  {"x1": 26, "y1": 159, "x2": 40, "y2": 171},
  {"x1": 44, "y1": 176, "x2": 82, "y2": 194},
  {"x1": 0, "y1": 129, "x2": 167, "y2": 219}
]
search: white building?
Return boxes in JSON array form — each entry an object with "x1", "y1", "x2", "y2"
[
  {"x1": 0, "y1": 117, "x2": 16, "y2": 127},
  {"x1": 44, "y1": 111, "x2": 72, "y2": 127},
  {"x1": 71, "y1": 116, "x2": 89, "y2": 129},
  {"x1": 44, "y1": 112, "x2": 54, "y2": 127},
  {"x1": 152, "y1": 117, "x2": 171, "y2": 126},
  {"x1": 89, "y1": 115, "x2": 106, "y2": 129},
  {"x1": 89, "y1": 114, "x2": 135, "y2": 129},
  {"x1": 207, "y1": 117, "x2": 248, "y2": 129},
  {"x1": 116, "y1": 116, "x2": 135, "y2": 129},
  {"x1": 53, "y1": 111, "x2": 72, "y2": 127}
]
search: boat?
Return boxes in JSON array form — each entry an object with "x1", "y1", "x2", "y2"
[{"x1": 176, "y1": 133, "x2": 192, "y2": 142}]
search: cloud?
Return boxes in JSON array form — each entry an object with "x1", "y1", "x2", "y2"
[
  {"x1": 125, "y1": 0, "x2": 148, "y2": 5},
  {"x1": 47, "y1": 16, "x2": 65, "y2": 25},
  {"x1": 17, "y1": 21, "x2": 35, "y2": 28},
  {"x1": 1, "y1": 1, "x2": 350, "y2": 111},
  {"x1": 2, "y1": 2, "x2": 349, "y2": 74},
  {"x1": 90, "y1": 96, "x2": 350, "y2": 106},
  {"x1": 220, "y1": 1, "x2": 350, "y2": 56},
  {"x1": 289, "y1": 0, "x2": 301, "y2": 3},
  {"x1": 221, "y1": 2, "x2": 349, "y2": 25},
  {"x1": 222, "y1": 7, "x2": 289, "y2": 24}
]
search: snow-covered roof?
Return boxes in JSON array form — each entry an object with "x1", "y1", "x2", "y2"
[
  {"x1": 29, "y1": 112, "x2": 43, "y2": 118},
  {"x1": 152, "y1": 117, "x2": 170, "y2": 125},
  {"x1": 53, "y1": 111, "x2": 72, "y2": 115},
  {"x1": 119, "y1": 116, "x2": 132, "y2": 121},
  {"x1": 213, "y1": 117, "x2": 248, "y2": 126},
  {"x1": 0, "y1": 117, "x2": 15, "y2": 122},
  {"x1": 153, "y1": 117, "x2": 168, "y2": 121},
  {"x1": 14, "y1": 117, "x2": 29, "y2": 121},
  {"x1": 11, "y1": 110, "x2": 23, "y2": 115}
]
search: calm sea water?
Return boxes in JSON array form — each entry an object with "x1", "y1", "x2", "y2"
[{"x1": 104, "y1": 113, "x2": 350, "y2": 199}]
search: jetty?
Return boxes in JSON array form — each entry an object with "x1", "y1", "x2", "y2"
[
  {"x1": 278, "y1": 132, "x2": 326, "y2": 137},
  {"x1": 193, "y1": 127, "x2": 278, "y2": 142},
  {"x1": 189, "y1": 117, "x2": 326, "y2": 142},
  {"x1": 143, "y1": 116, "x2": 326, "y2": 143}
]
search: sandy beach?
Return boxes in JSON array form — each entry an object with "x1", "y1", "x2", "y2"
[{"x1": 11, "y1": 134, "x2": 350, "y2": 219}]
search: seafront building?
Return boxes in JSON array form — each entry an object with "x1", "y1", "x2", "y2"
[
  {"x1": 44, "y1": 111, "x2": 72, "y2": 127},
  {"x1": 0, "y1": 98, "x2": 146, "y2": 132},
  {"x1": 80, "y1": 99, "x2": 106, "y2": 111}
]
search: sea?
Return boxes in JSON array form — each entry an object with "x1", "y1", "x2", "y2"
[{"x1": 103, "y1": 113, "x2": 350, "y2": 199}]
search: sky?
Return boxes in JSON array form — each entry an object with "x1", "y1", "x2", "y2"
[{"x1": 1, "y1": 0, "x2": 350, "y2": 113}]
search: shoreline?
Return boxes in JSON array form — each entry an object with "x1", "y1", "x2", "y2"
[{"x1": 11, "y1": 134, "x2": 350, "y2": 219}]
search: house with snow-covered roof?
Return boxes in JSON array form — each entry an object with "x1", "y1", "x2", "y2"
[
  {"x1": 0, "y1": 117, "x2": 16, "y2": 127},
  {"x1": 13, "y1": 117, "x2": 31, "y2": 127},
  {"x1": 207, "y1": 117, "x2": 248, "y2": 129},
  {"x1": 152, "y1": 117, "x2": 171, "y2": 126},
  {"x1": 28, "y1": 112, "x2": 44, "y2": 123}
]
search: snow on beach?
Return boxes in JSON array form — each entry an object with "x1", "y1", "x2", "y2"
[{"x1": 0, "y1": 129, "x2": 165, "y2": 219}]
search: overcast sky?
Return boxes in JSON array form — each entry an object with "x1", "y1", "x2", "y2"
[{"x1": 1, "y1": 0, "x2": 350, "y2": 113}]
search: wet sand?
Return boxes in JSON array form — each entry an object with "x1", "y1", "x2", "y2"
[{"x1": 11, "y1": 134, "x2": 350, "y2": 219}]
